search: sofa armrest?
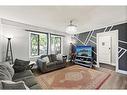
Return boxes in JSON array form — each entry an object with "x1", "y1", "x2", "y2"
[{"x1": 36, "y1": 59, "x2": 47, "y2": 73}]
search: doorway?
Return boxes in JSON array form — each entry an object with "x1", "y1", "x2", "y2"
[{"x1": 97, "y1": 30, "x2": 118, "y2": 71}]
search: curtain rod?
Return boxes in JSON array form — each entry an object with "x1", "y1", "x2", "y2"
[{"x1": 25, "y1": 29, "x2": 65, "y2": 37}]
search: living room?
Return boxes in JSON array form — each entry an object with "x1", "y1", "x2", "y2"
[{"x1": 0, "y1": 4, "x2": 127, "y2": 94}]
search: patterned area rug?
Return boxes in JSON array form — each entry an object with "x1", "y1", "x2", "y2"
[{"x1": 36, "y1": 65, "x2": 111, "y2": 89}]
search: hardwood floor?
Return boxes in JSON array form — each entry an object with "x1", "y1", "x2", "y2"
[
  {"x1": 33, "y1": 65, "x2": 127, "y2": 89},
  {"x1": 95, "y1": 67, "x2": 127, "y2": 89},
  {"x1": 99, "y1": 63, "x2": 115, "y2": 70}
]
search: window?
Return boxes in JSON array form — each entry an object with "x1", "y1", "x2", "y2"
[
  {"x1": 31, "y1": 34, "x2": 39, "y2": 56},
  {"x1": 30, "y1": 32, "x2": 48, "y2": 56},
  {"x1": 50, "y1": 34, "x2": 61, "y2": 54}
]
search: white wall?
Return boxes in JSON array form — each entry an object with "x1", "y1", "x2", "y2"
[
  {"x1": 2, "y1": 24, "x2": 29, "y2": 61},
  {"x1": 0, "y1": 20, "x2": 2, "y2": 62},
  {"x1": 0, "y1": 19, "x2": 70, "y2": 62},
  {"x1": 0, "y1": 35, "x2": 2, "y2": 61}
]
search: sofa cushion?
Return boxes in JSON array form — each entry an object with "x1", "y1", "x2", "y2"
[
  {"x1": 13, "y1": 76, "x2": 37, "y2": 88},
  {"x1": 0, "y1": 62, "x2": 13, "y2": 80},
  {"x1": 46, "y1": 62, "x2": 57, "y2": 68},
  {"x1": 22, "y1": 76, "x2": 37, "y2": 88},
  {"x1": 13, "y1": 59, "x2": 30, "y2": 73},
  {"x1": 55, "y1": 60, "x2": 63, "y2": 65},
  {"x1": 12, "y1": 70, "x2": 33, "y2": 81},
  {"x1": 1, "y1": 80, "x2": 29, "y2": 90}
]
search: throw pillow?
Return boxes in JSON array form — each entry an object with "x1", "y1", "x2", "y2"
[
  {"x1": 42, "y1": 56, "x2": 49, "y2": 63},
  {"x1": 1, "y1": 80, "x2": 29, "y2": 90},
  {"x1": 56, "y1": 54, "x2": 63, "y2": 60},
  {"x1": 13, "y1": 59, "x2": 30, "y2": 73}
]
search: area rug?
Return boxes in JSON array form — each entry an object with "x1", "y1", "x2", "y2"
[{"x1": 36, "y1": 65, "x2": 111, "y2": 89}]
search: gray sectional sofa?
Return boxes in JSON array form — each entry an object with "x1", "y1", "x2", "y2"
[{"x1": 0, "y1": 61, "x2": 41, "y2": 90}]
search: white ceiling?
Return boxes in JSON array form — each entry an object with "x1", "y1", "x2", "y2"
[{"x1": 0, "y1": 6, "x2": 127, "y2": 33}]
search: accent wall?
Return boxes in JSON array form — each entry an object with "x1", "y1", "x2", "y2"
[{"x1": 74, "y1": 22, "x2": 127, "y2": 71}]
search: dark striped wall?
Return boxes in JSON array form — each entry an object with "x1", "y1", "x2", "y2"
[{"x1": 74, "y1": 23, "x2": 127, "y2": 71}]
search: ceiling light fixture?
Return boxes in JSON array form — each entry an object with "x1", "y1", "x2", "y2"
[{"x1": 66, "y1": 20, "x2": 77, "y2": 34}]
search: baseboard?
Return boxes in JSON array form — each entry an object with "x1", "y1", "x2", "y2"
[
  {"x1": 117, "y1": 70, "x2": 127, "y2": 75},
  {"x1": 94, "y1": 64, "x2": 99, "y2": 68},
  {"x1": 110, "y1": 63, "x2": 116, "y2": 66}
]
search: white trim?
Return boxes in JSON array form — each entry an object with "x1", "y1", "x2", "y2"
[
  {"x1": 91, "y1": 35, "x2": 96, "y2": 39},
  {"x1": 29, "y1": 32, "x2": 31, "y2": 59},
  {"x1": 103, "y1": 27, "x2": 107, "y2": 32},
  {"x1": 86, "y1": 30, "x2": 94, "y2": 45},
  {"x1": 61, "y1": 37, "x2": 64, "y2": 55},
  {"x1": 108, "y1": 25, "x2": 113, "y2": 32},
  {"x1": 84, "y1": 31, "x2": 91, "y2": 44},
  {"x1": 97, "y1": 30, "x2": 118, "y2": 72},
  {"x1": 92, "y1": 50, "x2": 97, "y2": 55},
  {"x1": 118, "y1": 40, "x2": 127, "y2": 44},
  {"x1": 74, "y1": 36, "x2": 85, "y2": 45},
  {"x1": 89, "y1": 39, "x2": 96, "y2": 45},
  {"x1": 94, "y1": 60, "x2": 97, "y2": 64},
  {"x1": 118, "y1": 48, "x2": 122, "y2": 54},
  {"x1": 48, "y1": 33, "x2": 51, "y2": 55},
  {"x1": 116, "y1": 30, "x2": 119, "y2": 72},
  {"x1": 0, "y1": 20, "x2": 3, "y2": 62},
  {"x1": 94, "y1": 64, "x2": 99, "y2": 68},
  {"x1": 97, "y1": 34, "x2": 99, "y2": 67},
  {"x1": 118, "y1": 50, "x2": 127, "y2": 59},
  {"x1": 117, "y1": 70, "x2": 127, "y2": 75}
]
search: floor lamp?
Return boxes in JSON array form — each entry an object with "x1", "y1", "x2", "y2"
[{"x1": 5, "y1": 38, "x2": 13, "y2": 64}]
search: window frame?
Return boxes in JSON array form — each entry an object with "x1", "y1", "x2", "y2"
[
  {"x1": 30, "y1": 32, "x2": 48, "y2": 57},
  {"x1": 50, "y1": 34, "x2": 62, "y2": 54}
]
